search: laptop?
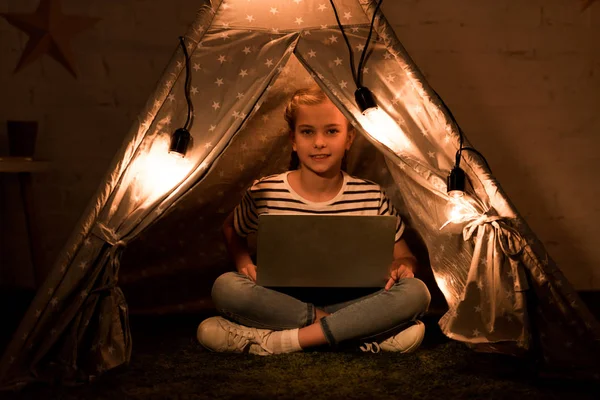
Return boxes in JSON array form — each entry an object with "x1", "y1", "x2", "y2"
[{"x1": 256, "y1": 214, "x2": 396, "y2": 288}]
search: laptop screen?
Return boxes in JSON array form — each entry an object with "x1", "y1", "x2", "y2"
[{"x1": 256, "y1": 214, "x2": 396, "y2": 288}]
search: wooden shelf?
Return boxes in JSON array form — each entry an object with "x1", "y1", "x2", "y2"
[{"x1": 0, "y1": 157, "x2": 50, "y2": 173}]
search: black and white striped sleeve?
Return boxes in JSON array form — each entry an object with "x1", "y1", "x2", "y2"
[
  {"x1": 233, "y1": 189, "x2": 259, "y2": 237},
  {"x1": 378, "y1": 190, "x2": 405, "y2": 242}
]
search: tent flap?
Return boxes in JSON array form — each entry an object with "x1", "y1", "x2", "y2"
[{"x1": 2, "y1": 0, "x2": 599, "y2": 388}]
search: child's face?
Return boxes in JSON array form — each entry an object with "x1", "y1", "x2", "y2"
[{"x1": 290, "y1": 99, "x2": 354, "y2": 177}]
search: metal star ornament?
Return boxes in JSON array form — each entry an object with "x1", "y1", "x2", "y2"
[{"x1": 0, "y1": 0, "x2": 100, "y2": 77}]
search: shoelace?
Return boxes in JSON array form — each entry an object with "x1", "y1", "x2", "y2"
[
  {"x1": 250, "y1": 328, "x2": 274, "y2": 355},
  {"x1": 359, "y1": 342, "x2": 381, "y2": 353},
  {"x1": 226, "y1": 326, "x2": 254, "y2": 348},
  {"x1": 226, "y1": 325, "x2": 273, "y2": 355}
]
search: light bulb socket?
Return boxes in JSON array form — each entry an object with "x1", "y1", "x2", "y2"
[
  {"x1": 354, "y1": 86, "x2": 377, "y2": 113},
  {"x1": 169, "y1": 128, "x2": 191, "y2": 157},
  {"x1": 447, "y1": 166, "x2": 466, "y2": 197}
]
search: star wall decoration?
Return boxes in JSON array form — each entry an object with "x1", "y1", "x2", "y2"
[{"x1": 0, "y1": 0, "x2": 100, "y2": 77}]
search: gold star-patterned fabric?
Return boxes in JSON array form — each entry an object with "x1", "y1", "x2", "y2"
[{"x1": 1, "y1": 0, "x2": 599, "y2": 388}]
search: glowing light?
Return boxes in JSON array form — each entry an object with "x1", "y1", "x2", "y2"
[
  {"x1": 358, "y1": 107, "x2": 413, "y2": 154},
  {"x1": 131, "y1": 136, "x2": 193, "y2": 202},
  {"x1": 448, "y1": 189, "x2": 464, "y2": 199},
  {"x1": 436, "y1": 275, "x2": 451, "y2": 300},
  {"x1": 440, "y1": 195, "x2": 481, "y2": 230},
  {"x1": 353, "y1": 87, "x2": 418, "y2": 157}
]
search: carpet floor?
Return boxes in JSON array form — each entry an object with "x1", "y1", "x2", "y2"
[{"x1": 2, "y1": 312, "x2": 599, "y2": 400}]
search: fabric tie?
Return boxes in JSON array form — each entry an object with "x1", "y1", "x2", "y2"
[
  {"x1": 462, "y1": 214, "x2": 524, "y2": 258},
  {"x1": 91, "y1": 222, "x2": 128, "y2": 291},
  {"x1": 459, "y1": 212, "x2": 528, "y2": 334}
]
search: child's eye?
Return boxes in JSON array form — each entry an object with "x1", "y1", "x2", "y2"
[
  {"x1": 300, "y1": 129, "x2": 313, "y2": 135},
  {"x1": 327, "y1": 129, "x2": 339, "y2": 135}
]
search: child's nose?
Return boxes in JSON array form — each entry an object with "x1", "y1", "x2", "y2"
[{"x1": 313, "y1": 132, "x2": 326, "y2": 147}]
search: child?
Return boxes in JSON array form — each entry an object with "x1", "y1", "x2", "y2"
[{"x1": 197, "y1": 86, "x2": 431, "y2": 355}]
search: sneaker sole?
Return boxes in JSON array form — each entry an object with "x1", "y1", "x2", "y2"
[{"x1": 402, "y1": 320, "x2": 425, "y2": 353}]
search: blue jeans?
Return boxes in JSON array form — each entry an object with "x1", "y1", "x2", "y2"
[{"x1": 211, "y1": 272, "x2": 431, "y2": 346}]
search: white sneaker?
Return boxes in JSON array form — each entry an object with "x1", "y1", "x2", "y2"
[
  {"x1": 360, "y1": 320, "x2": 425, "y2": 353},
  {"x1": 196, "y1": 316, "x2": 273, "y2": 356}
]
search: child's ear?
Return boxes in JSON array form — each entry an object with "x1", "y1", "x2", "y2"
[
  {"x1": 345, "y1": 128, "x2": 355, "y2": 150},
  {"x1": 289, "y1": 130, "x2": 297, "y2": 151}
]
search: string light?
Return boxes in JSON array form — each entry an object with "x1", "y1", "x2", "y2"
[
  {"x1": 132, "y1": 136, "x2": 192, "y2": 202},
  {"x1": 169, "y1": 36, "x2": 194, "y2": 157},
  {"x1": 354, "y1": 86, "x2": 413, "y2": 153},
  {"x1": 330, "y1": 0, "x2": 405, "y2": 146}
]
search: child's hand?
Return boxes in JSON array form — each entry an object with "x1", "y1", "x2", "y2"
[
  {"x1": 385, "y1": 258, "x2": 415, "y2": 291},
  {"x1": 238, "y1": 263, "x2": 258, "y2": 282}
]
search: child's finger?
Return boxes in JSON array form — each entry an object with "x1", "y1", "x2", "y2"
[
  {"x1": 386, "y1": 269, "x2": 399, "y2": 290},
  {"x1": 399, "y1": 268, "x2": 410, "y2": 279},
  {"x1": 384, "y1": 277, "x2": 395, "y2": 291}
]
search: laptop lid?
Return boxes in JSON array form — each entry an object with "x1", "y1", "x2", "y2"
[{"x1": 256, "y1": 214, "x2": 396, "y2": 288}]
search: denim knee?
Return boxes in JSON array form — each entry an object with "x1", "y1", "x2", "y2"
[
  {"x1": 389, "y1": 277, "x2": 431, "y2": 318},
  {"x1": 211, "y1": 271, "x2": 249, "y2": 312}
]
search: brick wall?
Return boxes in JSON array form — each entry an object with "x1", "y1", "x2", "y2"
[
  {"x1": 384, "y1": 0, "x2": 600, "y2": 290},
  {"x1": 0, "y1": 0, "x2": 598, "y2": 289},
  {"x1": 0, "y1": 0, "x2": 200, "y2": 287}
]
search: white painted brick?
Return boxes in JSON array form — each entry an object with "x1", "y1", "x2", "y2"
[
  {"x1": 414, "y1": 52, "x2": 592, "y2": 108},
  {"x1": 0, "y1": 101, "x2": 43, "y2": 123},
  {"x1": 1, "y1": 0, "x2": 598, "y2": 291},
  {"x1": 394, "y1": 25, "x2": 507, "y2": 53},
  {"x1": 68, "y1": 52, "x2": 109, "y2": 84},
  {"x1": 38, "y1": 109, "x2": 119, "y2": 159},
  {"x1": 592, "y1": 2, "x2": 600, "y2": 25},
  {"x1": 101, "y1": 50, "x2": 159, "y2": 82},
  {"x1": 175, "y1": 0, "x2": 204, "y2": 26},
  {"x1": 540, "y1": 0, "x2": 593, "y2": 27},
  {"x1": 384, "y1": 0, "x2": 542, "y2": 28},
  {"x1": 31, "y1": 81, "x2": 115, "y2": 108},
  {"x1": 94, "y1": 3, "x2": 138, "y2": 46},
  {"x1": 504, "y1": 25, "x2": 593, "y2": 54},
  {"x1": 0, "y1": 74, "x2": 35, "y2": 106},
  {"x1": 0, "y1": 34, "x2": 45, "y2": 78},
  {"x1": 490, "y1": 53, "x2": 589, "y2": 87},
  {"x1": 131, "y1": 5, "x2": 181, "y2": 45},
  {"x1": 30, "y1": 180, "x2": 69, "y2": 214},
  {"x1": 0, "y1": 19, "x2": 21, "y2": 48},
  {"x1": 61, "y1": 0, "x2": 112, "y2": 16},
  {"x1": 592, "y1": 14, "x2": 600, "y2": 53},
  {"x1": 0, "y1": 0, "x2": 38, "y2": 13}
]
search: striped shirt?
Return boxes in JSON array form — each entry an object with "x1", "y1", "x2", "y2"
[{"x1": 233, "y1": 171, "x2": 405, "y2": 242}]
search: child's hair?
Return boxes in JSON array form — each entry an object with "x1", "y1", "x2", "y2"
[{"x1": 284, "y1": 85, "x2": 351, "y2": 170}]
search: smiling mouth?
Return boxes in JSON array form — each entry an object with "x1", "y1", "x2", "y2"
[{"x1": 310, "y1": 154, "x2": 330, "y2": 159}]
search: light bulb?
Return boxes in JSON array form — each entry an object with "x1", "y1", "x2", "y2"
[
  {"x1": 359, "y1": 106, "x2": 413, "y2": 153},
  {"x1": 354, "y1": 87, "x2": 414, "y2": 154},
  {"x1": 440, "y1": 194, "x2": 481, "y2": 231},
  {"x1": 447, "y1": 166, "x2": 465, "y2": 198},
  {"x1": 448, "y1": 190, "x2": 464, "y2": 199},
  {"x1": 169, "y1": 128, "x2": 192, "y2": 157},
  {"x1": 132, "y1": 136, "x2": 193, "y2": 203}
]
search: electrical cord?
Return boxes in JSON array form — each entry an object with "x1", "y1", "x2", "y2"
[
  {"x1": 329, "y1": 0, "x2": 358, "y2": 87},
  {"x1": 356, "y1": 0, "x2": 383, "y2": 88},
  {"x1": 429, "y1": 87, "x2": 493, "y2": 173},
  {"x1": 461, "y1": 147, "x2": 492, "y2": 173},
  {"x1": 179, "y1": 36, "x2": 193, "y2": 130},
  {"x1": 329, "y1": 0, "x2": 383, "y2": 88},
  {"x1": 333, "y1": 1, "x2": 492, "y2": 174},
  {"x1": 331, "y1": 1, "x2": 493, "y2": 175}
]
